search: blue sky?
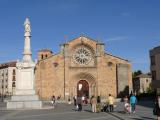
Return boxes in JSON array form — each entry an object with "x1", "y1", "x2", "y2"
[{"x1": 0, "y1": 0, "x2": 160, "y2": 73}]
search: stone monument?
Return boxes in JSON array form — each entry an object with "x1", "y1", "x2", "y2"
[{"x1": 7, "y1": 18, "x2": 42, "y2": 109}]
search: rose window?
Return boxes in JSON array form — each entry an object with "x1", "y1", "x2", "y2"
[{"x1": 73, "y1": 47, "x2": 92, "y2": 65}]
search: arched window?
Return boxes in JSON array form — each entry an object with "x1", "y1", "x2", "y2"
[{"x1": 108, "y1": 62, "x2": 113, "y2": 67}]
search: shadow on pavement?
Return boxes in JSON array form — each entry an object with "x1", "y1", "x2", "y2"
[
  {"x1": 131, "y1": 116, "x2": 155, "y2": 120},
  {"x1": 117, "y1": 111, "x2": 127, "y2": 114},
  {"x1": 83, "y1": 109, "x2": 93, "y2": 113},
  {"x1": 137, "y1": 100, "x2": 154, "y2": 109},
  {"x1": 141, "y1": 117, "x2": 155, "y2": 120}
]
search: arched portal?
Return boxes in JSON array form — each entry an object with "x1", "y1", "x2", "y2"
[
  {"x1": 77, "y1": 80, "x2": 89, "y2": 98},
  {"x1": 72, "y1": 72, "x2": 96, "y2": 98}
]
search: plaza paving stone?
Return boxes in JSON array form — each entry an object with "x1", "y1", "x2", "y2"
[{"x1": 0, "y1": 101, "x2": 157, "y2": 120}]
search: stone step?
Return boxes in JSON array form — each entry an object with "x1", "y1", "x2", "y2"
[
  {"x1": 7, "y1": 101, "x2": 42, "y2": 109},
  {"x1": 11, "y1": 95, "x2": 39, "y2": 101}
]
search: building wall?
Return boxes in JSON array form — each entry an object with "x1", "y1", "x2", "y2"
[
  {"x1": 0, "y1": 62, "x2": 16, "y2": 97},
  {"x1": 8, "y1": 67, "x2": 16, "y2": 95},
  {"x1": 150, "y1": 46, "x2": 160, "y2": 89},
  {"x1": 150, "y1": 46, "x2": 160, "y2": 80},
  {"x1": 139, "y1": 77, "x2": 152, "y2": 93},
  {"x1": 133, "y1": 77, "x2": 152, "y2": 93},
  {"x1": 35, "y1": 36, "x2": 132, "y2": 100},
  {"x1": 0, "y1": 69, "x2": 8, "y2": 96}
]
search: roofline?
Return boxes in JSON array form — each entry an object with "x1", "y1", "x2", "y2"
[
  {"x1": 38, "y1": 52, "x2": 61, "y2": 62},
  {"x1": 133, "y1": 76, "x2": 152, "y2": 79},
  {"x1": 0, "y1": 60, "x2": 17, "y2": 65},
  {"x1": 0, "y1": 60, "x2": 17, "y2": 68},
  {"x1": 65, "y1": 35, "x2": 104, "y2": 44},
  {"x1": 38, "y1": 49, "x2": 53, "y2": 53},
  {"x1": 133, "y1": 74, "x2": 152, "y2": 79},
  {"x1": 105, "y1": 53, "x2": 130, "y2": 62}
]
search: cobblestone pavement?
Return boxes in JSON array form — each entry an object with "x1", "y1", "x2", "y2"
[{"x1": 0, "y1": 101, "x2": 156, "y2": 120}]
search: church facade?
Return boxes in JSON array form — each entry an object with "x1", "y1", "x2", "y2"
[{"x1": 35, "y1": 36, "x2": 132, "y2": 100}]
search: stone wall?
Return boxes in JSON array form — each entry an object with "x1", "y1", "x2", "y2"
[{"x1": 35, "y1": 36, "x2": 132, "y2": 100}]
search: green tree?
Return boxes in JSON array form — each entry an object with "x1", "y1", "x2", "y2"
[
  {"x1": 146, "y1": 83, "x2": 154, "y2": 94},
  {"x1": 132, "y1": 70, "x2": 142, "y2": 78}
]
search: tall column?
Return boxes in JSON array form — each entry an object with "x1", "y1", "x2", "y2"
[
  {"x1": 7, "y1": 18, "x2": 42, "y2": 109},
  {"x1": 22, "y1": 18, "x2": 32, "y2": 62}
]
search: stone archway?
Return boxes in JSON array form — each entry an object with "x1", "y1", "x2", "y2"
[
  {"x1": 72, "y1": 72, "x2": 96, "y2": 98},
  {"x1": 77, "y1": 80, "x2": 89, "y2": 98}
]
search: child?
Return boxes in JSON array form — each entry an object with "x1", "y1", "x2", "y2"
[{"x1": 124, "y1": 101, "x2": 131, "y2": 113}]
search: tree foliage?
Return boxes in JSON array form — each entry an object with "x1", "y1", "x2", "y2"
[
  {"x1": 146, "y1": 83, "x2": 154, "y2": 94},
  {"x1": 132, "y1": 70, "x2": 142, "y2": 78}
]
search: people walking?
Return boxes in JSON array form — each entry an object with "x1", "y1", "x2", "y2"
[
  {"x1": 52, "y1": 95, "x2": 56, "y2": 108},
  {"x1": 157, "y1": 96, "x2": 160, "y2": 120},
  {"x1": 153, "y1": 96, "x2": 160, "y2": 120},
  {"x1": 76, "y1": 97, "x2": 82, "y2": 111},
  {"x1": 123, "y1": 95, "x2": 128, "y2": 103},
  {"x1": 123, "y1": 95, "x2": 130, "y2": 113},
  {"x1": 90, "y1": 96, "x2": 94, "y2": 106},
  {"x1": 97, "y1": 96, "x2": 101, "y2": 112},
  {"x1": 108, "y1": 94, "x2": 115, "y2": 112},
  {"x1": 91, "y1": 95, "x2": 97, "y2": 113},
  {"x1": 68, "y1": 97, "x2": 71, "y2": 104},
  {"x1": 73, "y1": 95, "x2": 77, "y2": 106},
  {"x1": 130, "y1": 93, "x2": 137, "y2": 113}
]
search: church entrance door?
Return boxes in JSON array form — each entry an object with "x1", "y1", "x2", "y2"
[{"x1": 77, "y1": 80, "x2": 89, "y2": 98}]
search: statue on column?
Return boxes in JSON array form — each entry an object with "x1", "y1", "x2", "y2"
[
  {"x1": 24, "y1": 18, "x2": 31, "y2": 36},
  {"x1": 7, "y1": 18, "x2": 42, "y2": 109}
]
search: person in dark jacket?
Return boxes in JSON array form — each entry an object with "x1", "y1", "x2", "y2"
[
  {"x1": 73, "y1": 96, "x2": 77, "y2": 106},
  {"x1": 76, "y1": 97, "x2": 82, "y2": 111},
  {"x1": 97, "y1": 96, "x2": 101, "y2": 112}
]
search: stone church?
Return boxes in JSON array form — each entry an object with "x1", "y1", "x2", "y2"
[{"x1": 35, "y1": 36, "x2": 132, "y2": 100}]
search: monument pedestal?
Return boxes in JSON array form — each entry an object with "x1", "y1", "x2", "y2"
[
  {"x1": 7, "y1": 95, "x2": 42, "y2": 109},
  {"x1": 7, "y1": 62, "x2": 42, "y2": 109}
]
